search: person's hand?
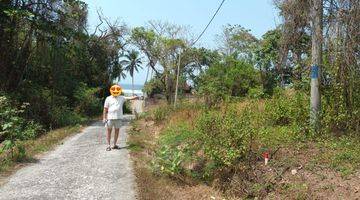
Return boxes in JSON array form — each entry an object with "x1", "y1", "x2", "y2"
[{"x1": 103, "y1": 119, "x2": 108, "y2": 124}]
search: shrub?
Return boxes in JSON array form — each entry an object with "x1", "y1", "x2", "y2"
[
  {"x1": 152, "y1": 123, "x2": 197, "y2": 176},
  {"x1": 197, "y1": 57, "x2": 260, "y2": 107},
  {"x1": 264, "y1": 89, "x2": 309, "y2": 128},
  {"x1": 123, "y1": 101, "x2": 132, "y2": 114},
  {"x1": 49, "y1": 106, "x2": 84, "y2": 128},
  {"x1": 74, "y1": 83, "x2": 102, "y2": 117},
  {"x1": 247, "y1": 86, "x2": 265, "y2": 99},
  {"x1": 322, "y1": 91, "x2": 359, "y2": 134},
  {"x1": 152, "y1": 106, "x2": 173, "y2": 123},
  {"x1": 195, "y1": 107, "x2": 254, "y2": 168},
  {"x1": 144, "y1": 77, "x2": 164, "y2": 97},
  {"x1": 0, "y1": 95, "x2": 43, "y2": 155}
]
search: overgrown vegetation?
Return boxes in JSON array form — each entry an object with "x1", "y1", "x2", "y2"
[
  {"x1": 1, "y1": 0, "x2": 359, "y2": 198},
  {"x1": 129, "y1": 2, "x2": 359, "y2": 198},
  {"x1": 0, "y1": 0, "x2": 132, "y2": 172},
  {"x1": 133, "y1": 94, "x2": 359, "y2": 198}
]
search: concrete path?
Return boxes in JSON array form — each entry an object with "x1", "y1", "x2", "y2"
[{"x1": 0, "y1": 117, "x2": 137, "y2": 200}]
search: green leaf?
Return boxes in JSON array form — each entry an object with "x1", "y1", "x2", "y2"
[{"x1": 2, "y1": 140, "x2": 15, "y2": 150}]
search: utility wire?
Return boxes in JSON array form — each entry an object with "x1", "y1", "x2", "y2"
[
  {"x1": 174, "y1": 0, "x2": 226, "y2": 107},
  {"x1": 191, "y1": 0, "x2": 226, "y2": 46}
]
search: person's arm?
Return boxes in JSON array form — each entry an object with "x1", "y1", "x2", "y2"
[
  {"x1": 103, "y1": 97, "x2": 109, "y2": 123},
  {"x1": 103, "y1": 107, "x2": 108, "y2": 123},
  {"x1": 124, "y1": 96, "x2": 139, "y2": 100}
]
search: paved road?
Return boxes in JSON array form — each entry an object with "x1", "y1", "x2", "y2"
[{"x1": 0, "y1": 117, "x2": 137, "y2": 200}]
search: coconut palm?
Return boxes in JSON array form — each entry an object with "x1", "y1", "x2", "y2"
[
  {"x1": 122, "y1": 50, "x2": 143, "y2": 95},
  {"x1": 111, "y1": 61, "x2": 127, "y2": 83}
]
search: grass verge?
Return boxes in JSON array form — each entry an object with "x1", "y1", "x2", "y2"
[
  {"x1": 127, "y1": 109, "x2": 225, "y2": 200},
  {"x1": 128, "y1": 98, "x2": 360, "y2": 199}
]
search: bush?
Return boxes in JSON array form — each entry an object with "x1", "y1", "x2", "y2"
[
  {"x1": 152, "y1": 123, "x2": 196, "y2": 176},
  {"x1": 322, "y1": 90, "x2": 360, "y2": 134},
  {"x1": 144, "y1": 77, "x2": 164, "y2": 97},
  {"x1": 49, "y1": 106, "x2": 84, "y2": 128},
  {"x1": 152, "y1": 102, "x2": 259, "y2": 180},
  {"x1": 264, "y1": 89, "x2": 309, "y2": 128},
  {"x1": 0, "y1": 95, "x2": 43, "y2": 154},
  {"x1": 248, "y1": 86, "x2": 265, "y2": 99},
  {"x1": 197, "y1": 57, "x2": 260, "y2": 107},
  {"x1": 123, "y1": 101, "x2": 132, "y2": 114},
  {"x1": 74, "y1": 83, "x2": 102, "y2": 117},
  {"x1": 152, "y1": 106, "x2": 173, "y2": 123},
  {"x1": 196, "y1": 107, "x2": 254, "y2": 168}
]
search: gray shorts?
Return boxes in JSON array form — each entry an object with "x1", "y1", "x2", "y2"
[{"x1": 105, "y1": 119, "x2": 122, "y2": 129}]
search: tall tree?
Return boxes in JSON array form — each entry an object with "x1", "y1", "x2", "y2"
[
  {"x1": 216, "y1": 24, "x2": 259, "y2": 63},
  {"x1": 131, "y1": 22, "x2": 188, "y2": 104},
  {"x1": 122, "y1": 50, "x2": 143, "y2": 95}
]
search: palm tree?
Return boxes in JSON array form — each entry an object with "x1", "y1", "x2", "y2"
[
  {"x1": 122, "y1": 50, "x2": 143, "y2": 95},
  {"x1": 111, "y1": 61, "x2": 127, "y2": 83}
]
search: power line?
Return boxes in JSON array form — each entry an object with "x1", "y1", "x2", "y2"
[
  {"x1": 191, "y1": 0, "x2": 226, "y2": 46},
  {"x1": 175, "y1": 0, "x2": 226, "y2": 107}
]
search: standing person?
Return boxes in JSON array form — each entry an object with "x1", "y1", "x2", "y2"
[{"x1": 103, "y1": 84, "x2": 138, "y2": 151}]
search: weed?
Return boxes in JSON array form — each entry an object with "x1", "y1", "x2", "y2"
[{"x1": 152, "y1": 106, "x2": 173, "y2": 123}]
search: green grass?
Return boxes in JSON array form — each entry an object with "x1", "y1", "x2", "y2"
[{"x1": 314, "y1": 136, "x2": 360, "y2": 177}]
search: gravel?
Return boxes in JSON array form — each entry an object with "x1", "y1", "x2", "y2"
[{"x1": 0, "y1": 118, "x2": 137, "y2": 200}]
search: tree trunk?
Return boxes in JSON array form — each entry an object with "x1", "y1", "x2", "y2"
[
  {"x1": 165, "y1": 73, "x2": 172, "y2": 104},
  {"x1": 174, "y1": 52, "x2": 181, "y2": 108},
  {"x1": 310, "y1": 0, "x2": 323, "y2": 132},
  {"x1": 132, "y1": 76, "x2": 134, "y2": 96}
]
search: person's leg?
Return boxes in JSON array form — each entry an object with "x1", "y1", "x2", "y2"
[
  {"x1": 112, "y1": 119, "x2": 122, "y2": 148},
  {"x1": 113, "y1": 128, "x2": 119, "y2": 148},
  {"x1": 106, "y1": 123, "x2": 112, "y2": 150}
]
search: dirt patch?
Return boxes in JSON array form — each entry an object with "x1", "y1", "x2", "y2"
[{"x1": 256, "y1": 143, "x2": 360, "y2": 199}]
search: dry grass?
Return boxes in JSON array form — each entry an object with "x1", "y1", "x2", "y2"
[
  {"x1": 128, "y1": 102, "x2": 226, "y2": 200},
  {"x1": 130, "y1": 99, "x2": 360, "y2": 199}
]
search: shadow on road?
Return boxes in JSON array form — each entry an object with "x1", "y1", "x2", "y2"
[{"x1": 89, "y1": 115, "x2": 135, "y2": 127}]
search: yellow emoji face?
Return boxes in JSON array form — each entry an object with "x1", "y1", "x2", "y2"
[{"x1": 110, "y1": 85, "x2": 122, "y2": 97}]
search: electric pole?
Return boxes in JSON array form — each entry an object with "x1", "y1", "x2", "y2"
[{"x1": 310, "y1": 0, "x2": 323, "y2": 132}]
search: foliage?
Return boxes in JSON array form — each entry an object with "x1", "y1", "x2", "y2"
[
  {"x1": 196, "y1": 107, "x2": 254, "y2": 168},
  {"x1": 0, "y1": 95, "x2": 43, "y2": 154},
  {"x1": 49, "y1": 106, "x2": 85, "y2": 128},
  {"x1": 0, "y1": 0, "x2": 126, "y2": 129},
  {"x1": 74, "y1": 83, "x2": 102, "y2": 117},
  {"x1": 264, "y1": 89, "x2": 309, "y2": 128},
  {"x1": 198, "y1": 57, "x2": 260, "y2": 107},
  {"x1": 152, "y1": 103, "x2": 259, "y2": 180},
  {"x1": 247, "y1": 86, "x2": 266, "y2": 99},
  {"x1": 123, "y1": 101, "x2": 132, "y2": 114},
  {"x1": 276, "y1": 0, "x2": 359, "y2": 134},
  {"x1": 152, "y1": 123, "x2": 196, "y2": 176},
  {"x1": 143, "y1": 76, "x2": 164, "y2": 97},
  {"x1": 254, "y1": 29, "x2": 282, "y2": 95},
  {"x1": 152, "y1": 106, "x2": 173, "y2": 123},
  {"x1": 182, "y1": 48, "x2": 221, "y2": 88},
  {"x1": 216, "y1": 24, "x2": 259, "y2": 62}
]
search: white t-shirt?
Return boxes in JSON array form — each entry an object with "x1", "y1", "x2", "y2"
[{"x1": 104, "y1": 96, "x2": 126, "y2": 119}]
